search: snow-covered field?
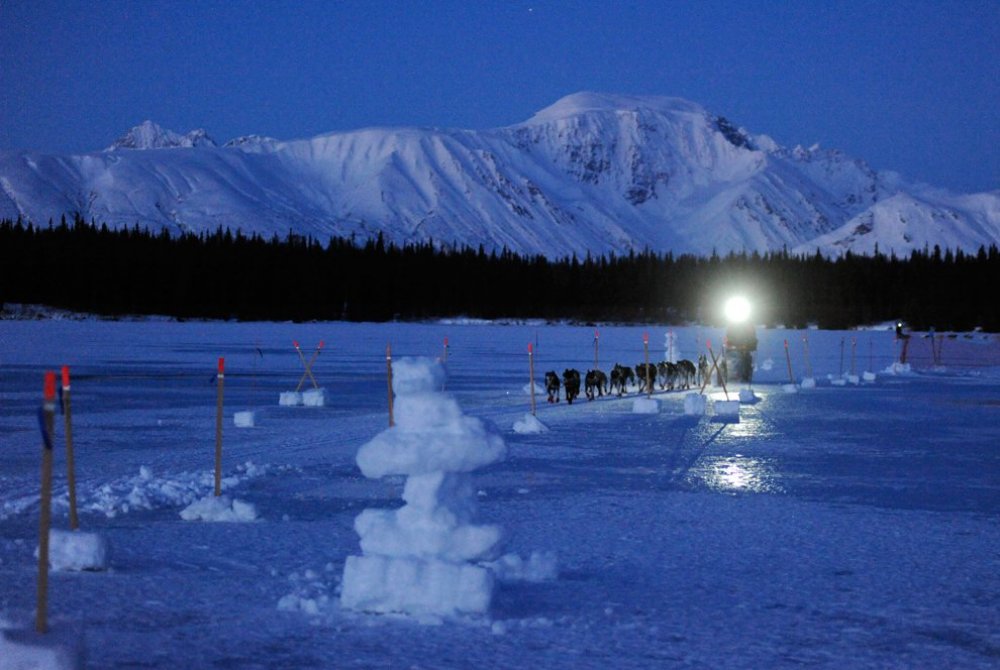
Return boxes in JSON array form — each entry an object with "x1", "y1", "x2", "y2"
[{"x1": 1, "y1": 320, "x2": 999, "y2": 669}]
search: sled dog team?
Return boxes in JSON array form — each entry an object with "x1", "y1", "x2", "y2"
[{"x1": 544, "y1": 357, "x2": 709, "y2": 404}]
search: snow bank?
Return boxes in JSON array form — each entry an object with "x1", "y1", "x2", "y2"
[
  {"x1": 0, "y1": 619, "x2": 84, "y2": 670},
  {"x1": 342, "y1": 358, "x2": 509, "y2": 618},
  {"x1": 513, "y1": 413, "x2": 548, "y2": 434},
  {"x1": 179, "y1": 495, "x2": 258, "y2": 522},
  {"x1": 632, "y1": 397, "x2": 659, "y2": 414},
  {"x1": 85, "y1": 462, "x2": 267, "y2": 518},
  {"x1": 43, "y1": 529, "x2": 109, "y2": 572}
]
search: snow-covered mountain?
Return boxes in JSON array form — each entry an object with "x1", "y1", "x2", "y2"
[
  {"x1": 106, "y1": 120, "x2": 217, "y2": 151},
  {"x1": 1, "y1": 92, "x2": 997, "y2": 257}
]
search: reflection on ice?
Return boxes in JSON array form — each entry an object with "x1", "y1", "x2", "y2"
[{"x1": 695, "y1": 455, "x2": 781, "y2": 494}]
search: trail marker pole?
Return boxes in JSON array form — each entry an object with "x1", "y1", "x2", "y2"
[
  {"x1": 869, "y1": 337, "x2": 874, "y2": 372},
  {"x1": 386, "y1": 343, "x2": 395, "y2": 427},
  {"x1": 850, "y1": 337, "x2": 857, "y2": 376},
  {"x1": 214, "y1": 358, "x2": 225, "y2": 497},
  {"x1": 643, "y1": 332, "x2": 652, "y2": 397},
  {"x1": 839, "y1": 337, "x2": 845, "y2": 376},
  {"x1": 528, "y1": 343, "x2": 537, "y2": 416},
  {"x1": 802, "y1": 334, "x2": 813, "y2": 378},
  {"x1": 706, "y1": 341, "x2": 729, "y2": 401},
  {"x1": 593, "y1": 329, "x2": 599, "y2": 370},
  {"x1": 61, "y1": 366, "x2": 79, "y2": 530},
  {"x1": 294, "y1": 340, "x2": 323, "y2": 392},
  {"x1": 443, "y1": 337, "x2": 449, "y2": 363},
  {"x1": 783, "y1": 340, "x2": 795, "y2": 384},
  {"x1": 37, "y1": 372, "x2": 56, "y2": 633}
]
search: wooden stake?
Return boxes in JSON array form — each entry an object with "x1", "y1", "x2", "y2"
[
  {"x1": 706, "y1": 341, "x2": 729, "y2": 401},
  {"x1": 386, "y1": 343, "x2": 394, "y2": 427},
  {"x1": 783, "y1": 340, "x2": 795, "y2": 384},
  {"x1": 528, "y1": 343, "x2": 536, "y2": 416},
  {"x1": 214, "y1": 357, "x2": 224, "y2": 497},
  {"x1": 850, "y1": 337, "x2": 857, "y2": 375},
  {"x1": 839, "y1": 337, "x2": 846, "y2": 376},
  {"x1": 643, "y1": 332, "x2": 652, "y2": 397},
  {"x1": 294, "y1": 340, "x2": 323, "y2": 392},
  {"x1": 802, "y1": 333, "x2": 813, "y2": 378},
  {"x1": 593, "y1": 329, "x2": 599, "y2": 370},
  {"x1": 37, "y1": 371, "x2": 56, "y2": 634},
  {"x1": 442, "y1": 337, "x2": 449, "y2": 363},
  {"x1": 61, "y1": 366, "x2": 79, "y2": 530}
]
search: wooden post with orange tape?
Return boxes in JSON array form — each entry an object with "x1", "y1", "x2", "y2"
[
  {"x1": 386, "y1": 343, "x2": 395, "y2": 427},
  {"x1": 61, "y1": 366, "x2": 79, "y2": 530},
  {"x1": 528, "y1": 343, "x2": 537, "y2": 416},
  {"x1": 214, "y1": 357, "x2": 224, "y2": 497},
  {"x1": 643, "y1": 332, "x2": 652, "y2": 398},
  {"x1": 37, "y1": 371, "x2": 57, "y2": 633}
]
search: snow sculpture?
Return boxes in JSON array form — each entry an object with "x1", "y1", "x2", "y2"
[{"x1": 341, "y1": 358, "x2": 506, "y2": 618}]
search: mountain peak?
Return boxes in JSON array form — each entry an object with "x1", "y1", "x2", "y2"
[
  {"x1": 524, "y1": 92, "x2": 706, "y2": 125},
  {"x1": 106, "y1": 120, "x2": 217, "y2": 151}
]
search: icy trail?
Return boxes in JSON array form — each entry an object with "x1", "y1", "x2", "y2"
[{"x1": 1, "y1": 320, "x2": 998, "y2": 669}]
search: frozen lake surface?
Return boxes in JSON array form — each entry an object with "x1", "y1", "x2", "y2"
[{"x1": 1, "y1": 320, "x2": 999, "y2": 668}]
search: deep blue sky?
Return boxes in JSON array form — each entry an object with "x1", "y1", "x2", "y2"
[{"x1": 2, "y1": 0, "x2": 997, "y2": 192}]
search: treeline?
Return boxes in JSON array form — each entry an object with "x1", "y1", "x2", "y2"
[{"x1": 1, "y1": 214, "x2": 998, "y2": 330}]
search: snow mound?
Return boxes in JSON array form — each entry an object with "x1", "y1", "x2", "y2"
[
  {"x1": 85, "y1": 462, "x2": 266, "y2": 518},
  {"x1": 800, "y1": 377, "x2": 817, "y2": 389},
  {"x1": 513, "y1": 413, "x2": 548, "y2": 434},
  {"x1": 179, "y1": 495, "x2": 258, "y2": 522},
  {"x1": 0, "y1": 619, "x2": 84, "y2": 670},
  {"x1": 522, "y1": 382, "x2": 545, "y2": 395}
]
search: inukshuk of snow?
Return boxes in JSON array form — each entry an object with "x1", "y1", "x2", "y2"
[{"x1": 340, "y1": 358, "x2": 506, "y2": 618}]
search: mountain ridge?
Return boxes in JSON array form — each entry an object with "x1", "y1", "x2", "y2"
[{"x1": 1, "y1": 93, "x2": 997, "y2": 258}]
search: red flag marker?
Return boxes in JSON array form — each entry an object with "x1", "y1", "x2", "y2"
[
  {"x1": 61, "y1": 365, "x2": 70, "y2": 390},
  {"x1": 44, "y1": 371, "x2": 56, "y2": 401}
]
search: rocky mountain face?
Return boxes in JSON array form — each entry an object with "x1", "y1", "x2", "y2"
[{"x1": 1, "y1": 92, "x2": 997, "y2": 258}]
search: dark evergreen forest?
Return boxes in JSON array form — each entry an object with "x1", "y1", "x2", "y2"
[{"x1": 2, "y1": 215, "x2": 998, "y2": 330}]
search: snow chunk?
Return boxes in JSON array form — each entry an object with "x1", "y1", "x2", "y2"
[
  {"x1": 42, "y1": 529, "x2": 109, "y2": 572},
  {"x1": 684, "y1": 393, "x2": 707, "y2": 415},
  {"x1": 180, "y1": 495, "x2": 258, "y2": 522},
  {"x1": 278, "y1": 392, "x2": 302, "y2": 406},
  {"x1": 392, "y1": 357, "x2": 446, "y2": 395},
  {"x1": 800, "y1": 377, "x2": 817, "y2": 389},
  {"x1": 341, "y1": 554, "x2": 493, "y2": 617},
  {"x1": 714, "y1": 400, "x2": 740, "y2": 417},
  {"x1": 486, "y1": 551, "x2": 558, "y2": 583},
  {"x1": 513, "y1": 413, "x2": 548, "y2": 434},
  {"x1": 632, "y1": 397, "x2": 659, "y2": 414},
  {"x1": 863, "y1": 371, "x2": 877, "y2": 382},
  {"x1": 301, "y1": 388, "x2": 327, "y2": 407},
  {"x1": 234, "y1": 411, "x2": 255, "y2": 428},
  {"x1": 782, "y1": 384, "x2": 799, "y2": 394},
  {"x1": 884, "y1": 362, "x2": 912, "y2": 375}
]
